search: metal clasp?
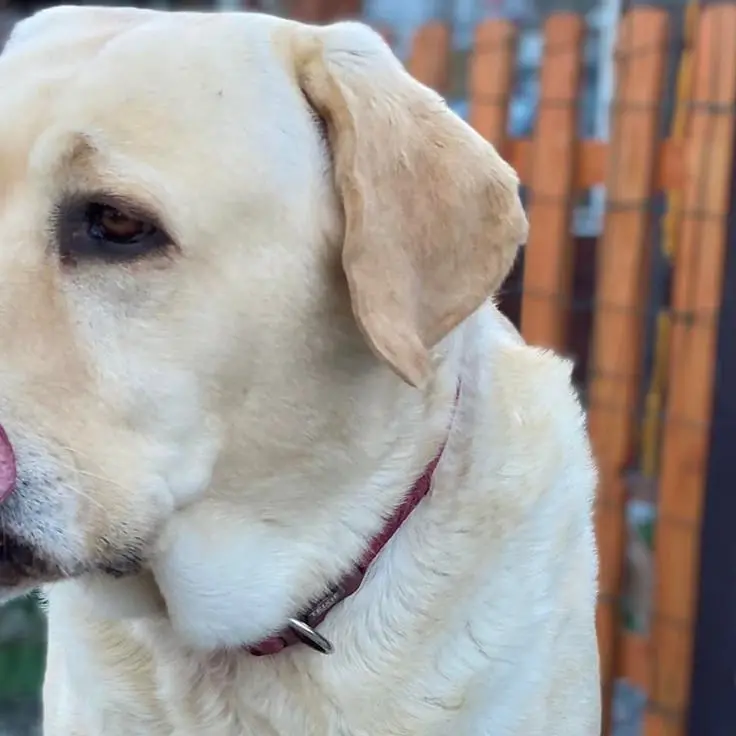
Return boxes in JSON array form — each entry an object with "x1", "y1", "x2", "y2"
[{"x1": 286, "y1": 618, "x2": 334, "y2": 655}]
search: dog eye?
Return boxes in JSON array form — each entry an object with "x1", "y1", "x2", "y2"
[
  {"x1": 87, "y1": 203, "x2": 153, "y2": 245},
  {"x1": 58, "y1": 200, "x2": 170, "y2": 264},
  {"x1": 83, "y1": 202, "x2": 164, "y2": 259}
]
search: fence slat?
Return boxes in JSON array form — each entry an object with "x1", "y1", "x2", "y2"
[
  {"x1": 407, "y1": 21, "x2": 451, "y2": 93},
  {"x1": 649, "y1": 4, "x2": 736, "y2": 727},
  {"x1": 643, "y1": 711, "x2": 684, "y2": 736},
  {"x1": 621, "y1": 631, "x2": 652, "y2": 694},
  {"x1": 584, "y1": 8, "x2": 669, "y2": 729},
  {"x1": 469, "y1": 20, "x2": 517, "y2": 148},
  {"x1": 520, "y1": 13, "x2": 584, "y2": 350}
]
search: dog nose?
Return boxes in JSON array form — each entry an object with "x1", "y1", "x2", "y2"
[{"x1": 0, "y1": 425, "x2": 17, "y2": 501}]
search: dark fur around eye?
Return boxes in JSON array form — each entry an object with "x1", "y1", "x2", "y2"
[{"x1": 55, "y1": 195, "x2": 172, "y2": 265}]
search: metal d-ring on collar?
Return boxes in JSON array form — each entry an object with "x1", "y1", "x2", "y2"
[{"x1": 286, "y1": 618, "x2": 334, "y2": 655}]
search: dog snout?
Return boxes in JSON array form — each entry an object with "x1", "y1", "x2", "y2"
[{"x1": 0, "y1": 424, "x2": 16, "y2": 502}]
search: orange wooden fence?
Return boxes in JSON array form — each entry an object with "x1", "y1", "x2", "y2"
[
  {"x1": 404, "y1": 5, "x2": 736, "y2": 735},
  {"x1": 590, "y1": 9, "x2": 669, "y2": 731}
]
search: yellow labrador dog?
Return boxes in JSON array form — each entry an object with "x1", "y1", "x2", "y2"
[{"x1": 0, "y1": 6, "x2": 600, "y2": 735}]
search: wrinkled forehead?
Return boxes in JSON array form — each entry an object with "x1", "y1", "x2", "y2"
[{"x1": 0, "y1": 8, "x2": 316, "y2": 214}]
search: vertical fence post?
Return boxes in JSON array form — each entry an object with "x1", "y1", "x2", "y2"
[
  {"x1": 585, "y1": 8, "x2": 669, "y2": 733},
  {"x1": 469, "y1": 19, "x2": 517, "y2": 150},
  {"x1": 289, "y1": 0, "x2": 360, "y2": 21},
  {"x1": 520, "y1": 13, "x2": 584, "y2": 351},
  {"x1": 407, "y1": 21, "x2": 451, "y2": 94},
  {"x1": 290, "y1": 0, "x2": 327, "y2": 21},
  {"x1": 646, "y1": 5, "x2": 736, "y2": 735}
]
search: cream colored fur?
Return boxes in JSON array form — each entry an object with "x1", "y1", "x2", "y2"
[{"x1": 0, "y1": 6, "x2": 600, "y2": 735}]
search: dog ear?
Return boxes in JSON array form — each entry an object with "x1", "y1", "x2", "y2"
[{"x1": 291, "y1": 22, "x2": 527, "y2": 388}]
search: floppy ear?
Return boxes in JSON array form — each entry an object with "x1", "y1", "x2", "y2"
[{"x1": 290, "y1": 22, "x2": 528, "y2": 387}]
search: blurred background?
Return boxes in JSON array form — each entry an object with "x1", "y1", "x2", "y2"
[{"x1": 0, "y1": 1, "x2": 734, "y2": 735}]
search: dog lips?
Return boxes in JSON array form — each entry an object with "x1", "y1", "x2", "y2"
[{"x1": 0, "y1": 425, "x2": 17, "y2": 502}]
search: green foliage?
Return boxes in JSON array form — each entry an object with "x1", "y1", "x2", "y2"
[{"x1": 0, "y1": 595, "x2": 46, "y2": 701}]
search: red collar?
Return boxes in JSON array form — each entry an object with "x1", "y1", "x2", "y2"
[{"x1": 247, "y1": 444, "x2": 448, "y2": 657}]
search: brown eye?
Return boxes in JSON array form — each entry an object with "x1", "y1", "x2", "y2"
[
  {"x1": 87, "y1": 203, "x2": 154, "y2": 244},
  {"x1": 57, "y1": 198, "x2": 171, "y2": 264}
]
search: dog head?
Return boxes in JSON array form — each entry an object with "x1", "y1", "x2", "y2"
[{"x1": 0, "y1": 6, "x2": 525, "y2": 626}]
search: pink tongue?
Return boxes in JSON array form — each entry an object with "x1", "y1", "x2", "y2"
[{"x1": 0, "y1": 425, "x2": 17, "y2": 502}]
